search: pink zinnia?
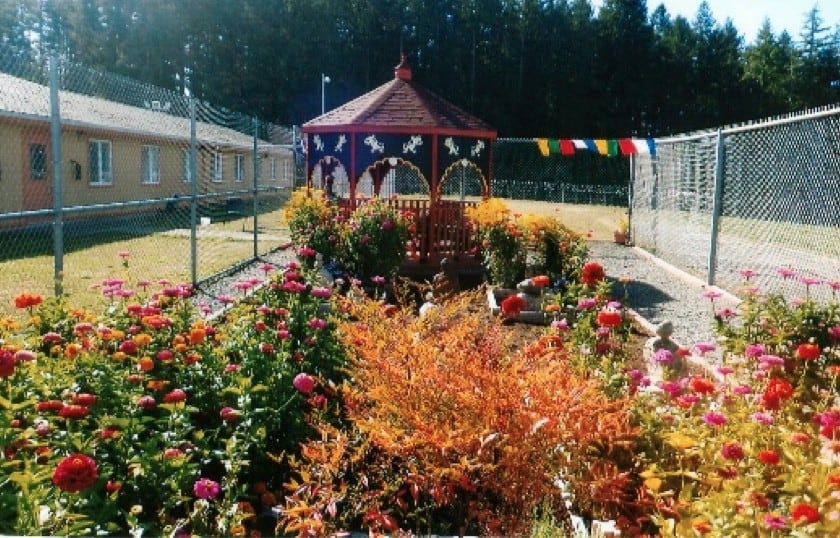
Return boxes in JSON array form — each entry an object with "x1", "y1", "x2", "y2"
[
  {"x1": 703, "y1": 412, "x2": 727, "y2": 426},
  {"x1": 693, "y1": 342, "x2": 716, "y2": 356},
  {"x1": 763, "y1": 513, "x2": 787, "y2": 530},
  {"x1": 194, "y1": 477, "x2": 221, "y2": 499},
  {"x1": 745, "y1": 343, "x2": 765, "y2": 358},
  {"x1": 293, "y1": 373, "x2": 316, "y2": 394},
  {"x1": 652, "y1": 349, "x2": 674, "y2": 364}
]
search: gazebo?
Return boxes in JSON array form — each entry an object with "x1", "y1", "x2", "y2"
[{"x1": 301, "y1": 55, "x2": 497, "y2": 275}]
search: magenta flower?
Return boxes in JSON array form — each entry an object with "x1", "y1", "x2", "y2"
[
  {"x1": 308, "y1": 318, "x2": 327, "y2": 330},
  {"x1": 550, "y1": 318, "x2": 569, "y2": 331},
  {"x1": 738, "y1": 268, "x2": 758, "y2": 280},
  {"x1": 298, "y1": 246, "x2": 317, "y2": 257},
  {"x1": 798, "y1": 275, "x2": 821, "y2": 287},
  {"x1": 763, "y1": 513, "x2": 787, "y2": 530},
  {"x1": 371, "y1": 275, "x2": 386, "y2": 286},
  {"x1": 829, "y1": 325, "x2": 840, "y2": 341},
  {"x1": 745, "y1": 343, "x2": 766, "y2": 358},
  {"x1": 733, "y1": 384, "x2": 752, "y2": 395},
  {"x1": 720, "y1": 442, "x2": 744, "y2": 460},
  {"x1": 751, "y1": 412, "x2": 775, "y2": 425},
  {"x1": 13, "y1": 349, "x2": 36, "y2": 362},
  {"x1": 757, "y1": 354, "x2": 785, "y2": 367},
  {"x1": 311, "y1": 286, "x2": 332, "y2": 299},
  {"x1": 715, "y1": 307, "x2": 737, "y2": 320},
  {"x1": 693, "y1": 342, "x2": 716, "y2": 356},
  {"x1": 293, "y1": 372, "x2": 316, "y2": 394},
  {"x1": 193, "y1": 477, "x2": 221, "y2": 499},
  {"x1": 776, "y1": 267, "x2": 796, "y2": 279},
  {"x1": 259, "y1": 263, "x2": 275, "y2": 274},
  {"x1": 716, "y1": 365, "x2": 734, "y2": 376},
  {"x1": 652, "y1": 349, "x2": 674, "y2": 365},
  {"x1": 577, "y1": 297, "x2": 597, "y2": 310},
  {"x1": 657, "y1": 381, "x2": 682, "y2": 397},
  {"x1": 702, "y1": 412, "x2": 727, "y2": 426},
  {"x1": 702, "y1": 289, "x2": 723, "y2": 301},
  {"x1": 217, "y1": 294, "x2": 235, "y2": 305},
  {"x1": 137, "y1": 396, "x2": 156, "y2": 409}
]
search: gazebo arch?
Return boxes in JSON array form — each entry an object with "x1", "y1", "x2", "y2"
[{"x1": 301, "y1": 54, "x2": 497, "y2": 274}]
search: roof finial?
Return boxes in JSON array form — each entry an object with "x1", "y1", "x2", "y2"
[{"x1": 394, "y1": 53, "x2": 412, "y2": 81}]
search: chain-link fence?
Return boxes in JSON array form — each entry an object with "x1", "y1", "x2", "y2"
[
  {"x1": 0, "y1": 52, "x2": 300, "y2": 315},
  {"x1": 631, "y1": 106, "x2": 840, "y2": 302},
  {"x1": 492, "y1": 138, "x2": 629, "y2": 206}
]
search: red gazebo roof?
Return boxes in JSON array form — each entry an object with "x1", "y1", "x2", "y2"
[{"x1": 303, "y1": 56, "x2": 496, "y2": 138}]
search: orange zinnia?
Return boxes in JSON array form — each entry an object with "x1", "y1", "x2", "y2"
[
  {"x1": 531, "y1": 275, "x2": 550, "y2": 287},
  {"x1": 189, "y1": 327, "x2": 206, "y2": 345},
  {"x1": 14, "y1": 292, "x2": 43, "y2": 309}
]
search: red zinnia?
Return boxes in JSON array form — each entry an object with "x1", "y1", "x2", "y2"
[
  {"x1": 163, "y1": 389, "x2": 187, "y2": 403},
  {"x1": 596, "y1": 309, "x2": 622, "y2": 328},
  {"x1": 689, "y1": 376, "x2": 716, "y2": 395},
  {"x1": 59, "y1": 405, "x2": 90, "y2": 419},
  {"x1": 580, "y1": 262, "x2": 606, "y2": 287},
  {"x1": 790, "y1": 502, "x2": 820, "y2": 524},
  {"x1": 52, "y1": 453, "x2": 99, "y2": 492},
  {"x1": 762, "y1": 377, "x2": 794, "y2": 410},
  {"x1": 757, "y1": 449, "x2": 780, "y2": 465},
  {"x1": 500, "y1": 294, "x2": 527, "y2": 318},
  {"x1": 0, "y1": 349, "x2": 15, "y2": 377},
  {"x1": 72, "y1": 393, "x2": 97, "y2": 407},
  {"x1": 796, "y1": 342, "x2": 821, "y2": 361}
]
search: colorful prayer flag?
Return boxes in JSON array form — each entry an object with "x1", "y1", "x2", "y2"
[
  {"x1": 619, "y1": 138, "x2": 636, "y2": 155},
  {"x1": 560, "y1": 139, "x2": 576, "y2": 155},
  {"x1": 536, "y1": 138, "x2": 549, "y2": 157}
]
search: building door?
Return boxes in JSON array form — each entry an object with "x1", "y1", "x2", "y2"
[{"x1": 22, "y1": 131, "x2": 52, "y2": 210}]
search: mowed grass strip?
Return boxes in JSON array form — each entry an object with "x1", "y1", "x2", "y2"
[{"x1": 0, "y1": 201, "x2": 623, "y2": 316}]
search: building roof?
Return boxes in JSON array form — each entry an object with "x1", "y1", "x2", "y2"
[
  {"x1": 303, "y1": 56, "x2": 496, "y2": 138},
  {"x1": 0, "y1": 72, "x2": 275, "y2": 151}
]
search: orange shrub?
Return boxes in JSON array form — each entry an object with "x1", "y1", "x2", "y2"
[{"x1": 280, "y1": 291, "x2": 643, "y2": 536}]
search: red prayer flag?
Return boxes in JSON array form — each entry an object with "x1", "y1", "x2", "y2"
[
  {"x1": 619, "y1": 138, "x2": 637, "y2": 155},
  {"x1": 560, "y1": 139, "x2": 576, "y2": 155}
]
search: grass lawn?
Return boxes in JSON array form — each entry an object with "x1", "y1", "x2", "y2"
[{"x1": 0, "y1": 200, "x2": 624, "y2": 316}]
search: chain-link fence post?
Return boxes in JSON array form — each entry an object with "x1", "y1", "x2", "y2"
[
  {"x1": 252, "y1": 116, "x2": 259, "y2": 258},
  {"x1": 49, "y1": 54, "x2": 64, "y2": 297},
  {"x1": 189, "y1": 96, "x2": 198, "y2": 287},
  {"x1": 706, "y1": 130, "x2": 724, "y2": 285}
]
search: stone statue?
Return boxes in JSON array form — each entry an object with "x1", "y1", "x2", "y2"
[
  {"x1": 644, "y1": 320, "x2": 687, "y2": 380},
  {"x1": 432, "y1": 257, "x2": 460, "y2": 302}
]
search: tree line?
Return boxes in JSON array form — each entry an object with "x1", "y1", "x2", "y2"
[{"x1": 1, "y1": 0, "x2": 838, "y2": 137}]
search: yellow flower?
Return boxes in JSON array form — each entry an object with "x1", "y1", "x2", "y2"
[{"x1": 666, "y1": 432, "x2": 697, "y2": 451}]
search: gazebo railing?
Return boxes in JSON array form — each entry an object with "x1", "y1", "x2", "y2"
[{"x1": 337, "y1": 197, "x2": 479, "y2": 263}]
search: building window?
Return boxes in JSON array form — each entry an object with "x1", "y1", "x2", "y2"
[
  {"x1": 212, "y1": 151, "x2": 223, "y2": 182},
  {"x1": 283, "y1": 159, "x2": 290, "y2": 181},
  {"x1": 182, "y1": 149, "x2": 193, "y2": 183},
  {"x1": 234, "y1": 154, "x2": 245, "y2": 182},
  {"x1": 142, "y1": 145, "x2": 160, "y2": 184},
  {"x1": 29, "y1": 143, "x2": 47, "y2": 179},
  {"x1": 270, "y1": 158, "x2": 277, "y2": 181},
  {"x1": 89, "y1": 140, "x2": 112, "y2": 185}
]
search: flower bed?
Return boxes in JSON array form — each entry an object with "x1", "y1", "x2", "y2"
[{"x1": 3, "y1": 222, "x2": 840, "y2": 536}]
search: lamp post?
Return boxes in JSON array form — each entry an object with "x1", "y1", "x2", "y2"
[{"x1": 321, "y1": 73, "x2": 331, "y2": 115}]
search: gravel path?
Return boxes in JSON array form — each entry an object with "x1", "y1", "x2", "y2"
[{"x1": 588, "y1": 240, "x2": 740, "y2": 349}]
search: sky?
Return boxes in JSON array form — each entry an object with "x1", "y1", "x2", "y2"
[{"x1": 590, "y1": 1, "x2": 840, "y2": 44}]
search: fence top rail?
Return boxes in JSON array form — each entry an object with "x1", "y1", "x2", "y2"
[{"x1": 655, "y1": 104, "x2": 840, "y2": 144}]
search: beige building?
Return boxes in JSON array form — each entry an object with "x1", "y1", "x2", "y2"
[{"x1": 0, "y1": 72, "x2": 293, "y2": 215}]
